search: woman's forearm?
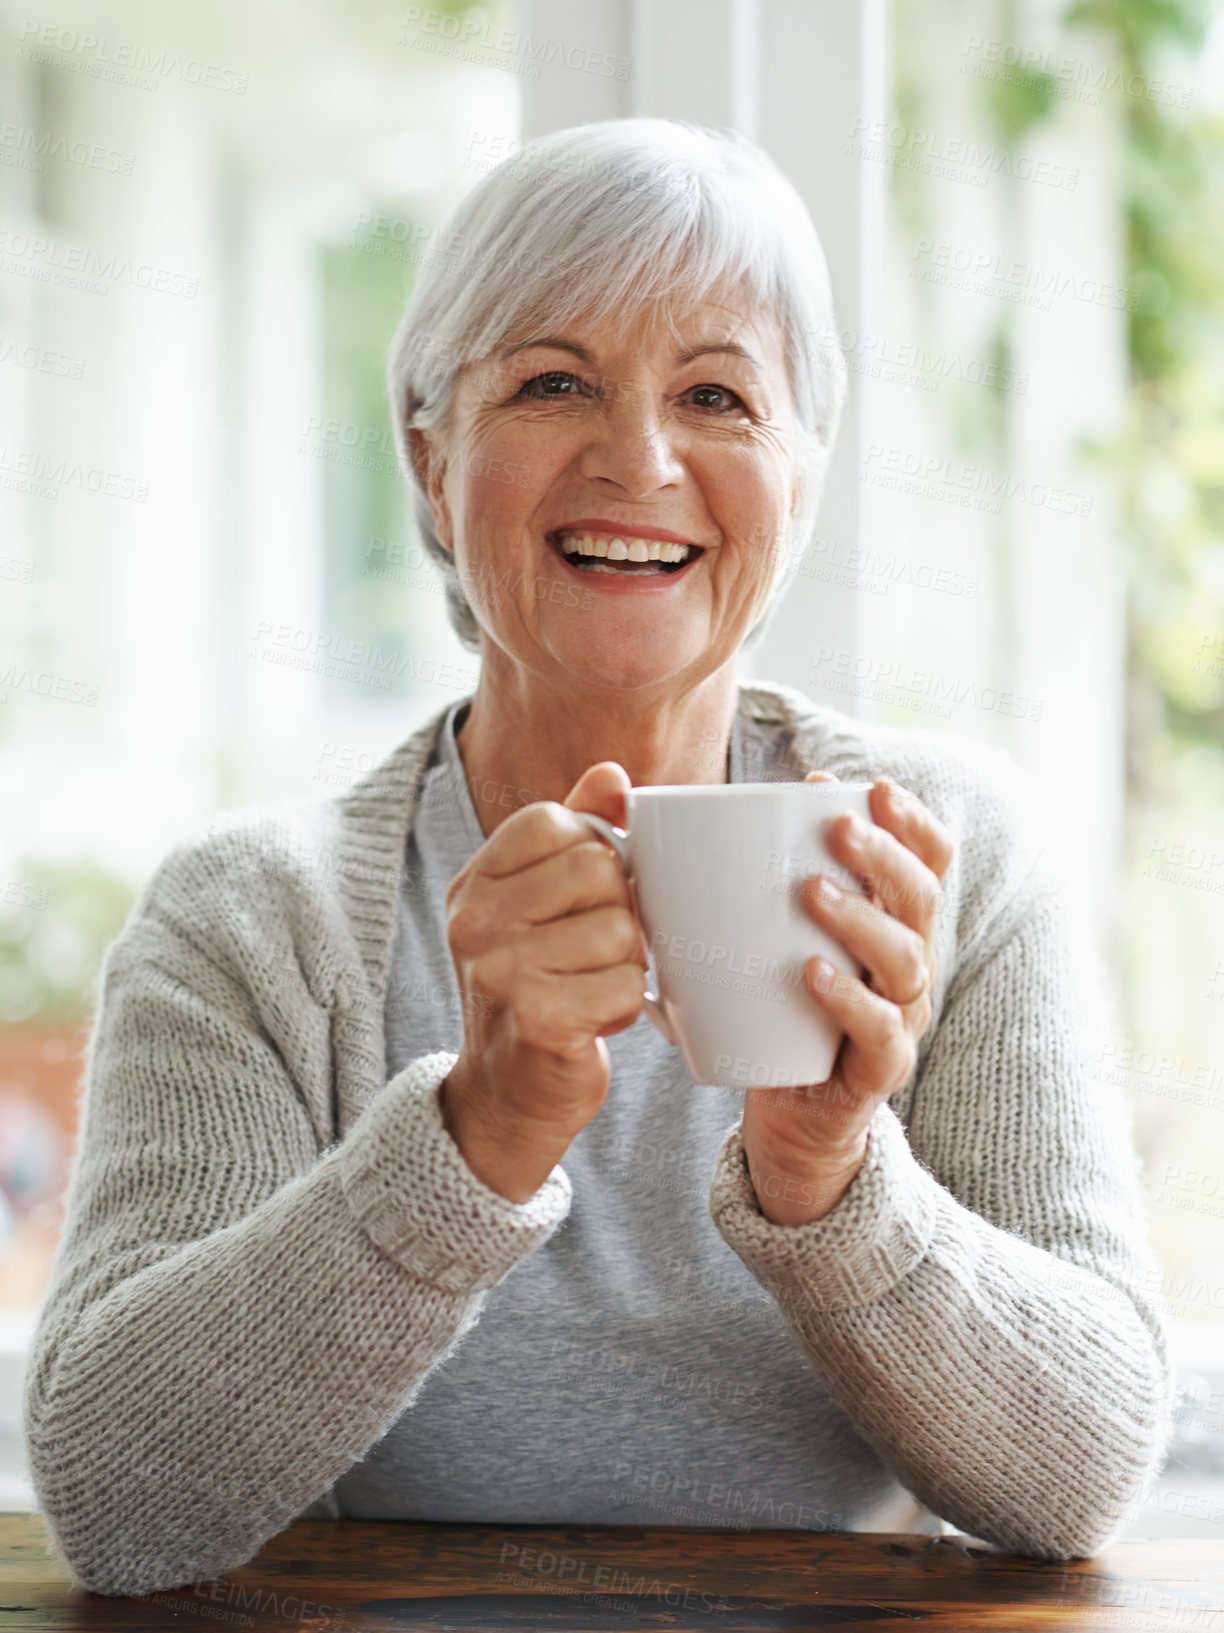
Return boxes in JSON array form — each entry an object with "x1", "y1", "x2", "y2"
[
  {"x1": 709, "y1": 1104, "x2": 1174, "y2": 1559},
  {"x1": 708, "y1": 752, "x2": 1177, "y2": 1559},
  {"x1": 24, "y1": 1051, "x2": 570, "y2": 1598}
]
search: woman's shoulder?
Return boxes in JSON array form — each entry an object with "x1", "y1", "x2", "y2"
[
  {"x1": 139, "y1": 796, "x2": 346, "y2": 914},
  {"x1": 107, "y1": 798, "x2": 357, "y2": 1015},
  {"x1": 115, "y1": 707, "x2": 448, "y2": 1007},
  {"x1": 138, "y1": 704, "x2": 448, "y2": 915},
  {"x1": 740, "y1": 677, "x2": 1049, "y2": 817}
]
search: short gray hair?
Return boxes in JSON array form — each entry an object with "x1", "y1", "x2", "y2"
[{"x1": 386, "y1": 117, "x2": 847, "y2": 654}]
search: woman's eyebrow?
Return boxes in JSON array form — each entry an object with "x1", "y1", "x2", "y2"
[
  {"x1": 497, "y1": 337, "x2": 763, "y2": 368},
  {"x1": 675, "y1": 341, "x2": 763, "y2": 368},
  {"x1": 498, "y1": 337, "x2": 592, "y2": 362}
]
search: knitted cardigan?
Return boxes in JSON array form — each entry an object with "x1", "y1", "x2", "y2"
[{"x1": 22, "y1": 678, "x2": 1175, "y2": 1595}]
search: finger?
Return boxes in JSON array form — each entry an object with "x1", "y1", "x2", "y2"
[
  {"x1": 498, "y1": 801, "x2": 631, "y2": 886},
  {"x1": 492, "y1": 902, "x2": 648, "y2": 976},
  {"x1": 482, "y1": 961, "x2": 647, "y2": 1054},
  {"x1": 467, "y1": 785, "x2": 626, "y2": 885},
  {"x1": 563, "y1": 760, "x2": 632, "y2": 826},
  {"x1": 802, "y1": 875, "x2": 929, "y2": 1010},
  {"x1": 448, "y1": 836, "x2": 632, "y2": 954},
  {"x1": 824, "y1": 804, "x2": 943, "y2": 942},
  {"x1": 803, "y1": 958, "x2": 918, "y2": 1092},
  {"x1": 871, "y1": 778, "x2": 955, "y2": 882}
]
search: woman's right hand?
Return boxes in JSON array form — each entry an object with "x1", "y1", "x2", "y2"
[{"x1": 438, "y1": 761, "x2": 649, "y2": 1203}]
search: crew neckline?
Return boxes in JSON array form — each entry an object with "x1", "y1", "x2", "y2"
[{"x1": 436, "y1": 697, "x2": 747, "y2": 852}]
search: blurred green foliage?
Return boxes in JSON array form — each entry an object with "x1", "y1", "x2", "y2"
[
  {"x1": 1063, "y1": 0, "x2": 1224, "y2": 793},
  {"x1": 895, "y1": 0, "x2": 1223, "y2": 795},
  {"x1": 318, "y1": 225, "x2": 422, "y2": 702},
  {"x1": 0, "y1": 858, "x2": 136, "y2": 1027},
  {"x1": 983, "y1": 61, "x2": 1061, "y2": 136}
]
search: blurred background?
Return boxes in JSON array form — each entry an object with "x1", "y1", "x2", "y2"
[{"x1": 1, "y1": 0, "x2": 1222, "y2": 1534}]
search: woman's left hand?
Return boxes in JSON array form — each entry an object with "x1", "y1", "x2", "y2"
[{"x1": 740, "y1": 773, "x2": 955, "y2": 1227}]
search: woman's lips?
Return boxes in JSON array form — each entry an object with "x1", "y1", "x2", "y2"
[{"x1": 545, "y1": 531, "x2": 705, "y2": 589}]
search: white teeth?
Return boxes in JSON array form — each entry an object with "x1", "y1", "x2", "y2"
[{"x1": 557, "y1": 531, "x2": 692, "y2": 564}]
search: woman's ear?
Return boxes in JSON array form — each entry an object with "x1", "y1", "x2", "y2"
[{"x1": 409, "y1": 425, "x2": 454, "y2": 553}]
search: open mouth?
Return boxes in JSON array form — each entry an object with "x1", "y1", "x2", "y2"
[{"x1": 547, "y1": 530, "x2": 703, "y2": 576}]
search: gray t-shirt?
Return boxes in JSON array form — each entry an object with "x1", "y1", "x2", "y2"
[{"x1": 331, "y1": 695, "x2": 940, "y2": 1535}]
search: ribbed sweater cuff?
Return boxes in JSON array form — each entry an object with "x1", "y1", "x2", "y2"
[
  {"x1": 339, "y1": 1050, "x2": 572, "y2": 1295},
  {"x1": 708, "y1": 1100, "x2": 940, "y2": 1313}
]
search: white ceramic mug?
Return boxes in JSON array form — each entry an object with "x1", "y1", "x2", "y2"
[{"x1": 576, "y1": 780, "x2": 875, "y2": 1090}]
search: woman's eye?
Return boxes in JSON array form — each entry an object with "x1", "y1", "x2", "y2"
[
  {"x1": 687, "y1": 384, "x2": 745, "y2": 412},
  {"x1": 511, "y1": 374, "x2": 745, "y2": 411},
  {"x1": 516, "y1": 370, "x2": 584, "y2": 399}
]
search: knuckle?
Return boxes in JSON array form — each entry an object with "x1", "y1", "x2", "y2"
[
  {"x1": 515, "y1": 976, "x2": 558, "y2": 1040},
  {"x1": 894, "y1": 1034, "x2": 918, "y2": 1077},
  {"x1": 594, "y1": 910, "x2": 637, "y2": 969},
  {"x1": 585, "y1": 906, "x2": 618, "y2": 959},
  {"x1": 611, "y1": 966, "x2": 647, "y2": 1026},
  {"x1": 901, "y1": 934, "x2": 927, "y2": 990},
  {"x1": 881, "y1": 1012, "x2": 913, "y2": 1051},
  {"x1": 577, "y1": 837, "x2": 621, "y2": 894},
  {"x1": 612, "y1": 961, "x2": 646, "y2": 1001},
  {"x1": 515, "y1": 1006, "x2": 552, "y2": 1050},
  {"x1": 447, "y1": 901, "x2": 483, "y2": 954},
  {"x1": 617, "y1": 909, "x2": 644, "y2": 960},
  {"x1": 529, "y1": 800, "x2": 571, "y2": 847},
  {"x1": 878, "y1": 1003, "x2": 907, "y2": 1051},
  {"x1": 470, "y1": 947, "x2": 509, "y2": 1000}
]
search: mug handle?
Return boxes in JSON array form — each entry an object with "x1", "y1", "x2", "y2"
[{"x1": 574, "y1": 812, "x2": 678, "y2": 1048}]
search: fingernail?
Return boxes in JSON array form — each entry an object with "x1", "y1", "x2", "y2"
[{"x1": 814, "y1": 875, "x2": 840, "y2": 905}]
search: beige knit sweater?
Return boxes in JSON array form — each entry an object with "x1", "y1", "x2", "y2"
[{"x1": 22, "y1": 679, "x2": 1174, "y2": 1594}]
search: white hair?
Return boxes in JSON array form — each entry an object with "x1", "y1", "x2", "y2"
[{"x1": 386, "y1": 116, "x2": 847, "y2": 654}]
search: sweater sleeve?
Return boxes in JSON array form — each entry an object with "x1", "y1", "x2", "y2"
[
  {"x1": 707, "y1": 749, "x2": 1176, "y2": 1561},
  {"x1": 21, "y1": 838, "x2": 571, "y2": 1598}
]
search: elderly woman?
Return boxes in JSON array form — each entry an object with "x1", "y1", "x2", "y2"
[{"x1": 25, "y1": 118, "x2": 1172, "y2": 1596}]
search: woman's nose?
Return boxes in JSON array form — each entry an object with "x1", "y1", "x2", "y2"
[{"x1": 578, "y1": 391, "x2": 686, "y2": 494}]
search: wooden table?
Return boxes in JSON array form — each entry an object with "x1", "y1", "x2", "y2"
[{"x1": 1, "y1": 1512, "x2": 1221, "y2": 1630}]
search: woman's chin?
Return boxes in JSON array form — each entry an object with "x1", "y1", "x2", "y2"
[{"x1": 542, "y1": 627, "x2": 704, "y2": 692}]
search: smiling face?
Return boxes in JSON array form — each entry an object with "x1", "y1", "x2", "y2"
[{"x1": 411, "y1": 288, "x2": 802, "y2": 694}]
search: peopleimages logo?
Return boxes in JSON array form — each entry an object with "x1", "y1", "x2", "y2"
[
  {"x1": 862, "y1": 442, "x2": 1093, "y2": 517},
  {"x1": 959, "y1": 34, "x2": 1194, "y2": 110},
  {"x1": 846, "y1": 116, "x2": 1078, "y2": 191},
  {"x1": 496, "y1": 1544, "x2": 729, "y2": 1618},
  {"x1": 803, "y1": 321, "x2": 1029, "y2": 396},
  {"x1": 0, "y1": 445, "x2": 149, "y2": 502},
  {"x1": 15, "y1": 20, "x2": 249, "y2": 93},
  {"x1": 910, "y1": 238, "x2": 1139, "y2": 312},
  {"x1": 0, "y1": 228, "x2": 198, "y2": 299},
  {"x1": 398, "y1": 8, "x2": 630, "y2": 79},
  {"x1": 811, "y1": 647, "x2": 1044, "y2": 722},
  {"x1": 0, "y1": 122, "x2": 136, "y2": 175}
]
